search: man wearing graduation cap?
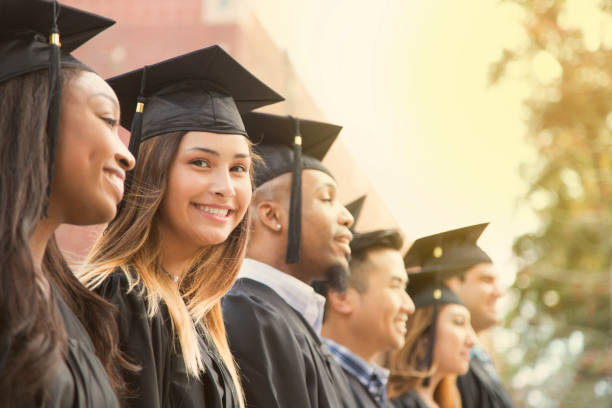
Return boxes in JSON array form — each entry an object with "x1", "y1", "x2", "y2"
[
  {"x1": 403, "y1": 223, "x2": 514, "y2": 408},
  {"x1": 222, "y1": 112, "x2": 357, "y2": 408},
  {"x1": 313, "y1": 201, "x2": 415, "y2": 408}
]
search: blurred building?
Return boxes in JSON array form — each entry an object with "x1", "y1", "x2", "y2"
[{"x1": 58, "y1": 0, "x2": 400, "y2": 262}]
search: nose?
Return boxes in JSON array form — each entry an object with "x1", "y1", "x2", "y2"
[
  {"x1": 492, "y1": 280, "x2": 503, "y2": 299},
  {"x1": 402, "y1": 291, "x2": 416, "y2": 315},
  {"x1": 210, "y1": 168, "x2": 236, "y2": 198},
  {"x1": 114, "y1": 137, "x2": 135, "y2": 171},
  {"x1": 338, "y1": 203, "x2": 354, "y2": 229}
]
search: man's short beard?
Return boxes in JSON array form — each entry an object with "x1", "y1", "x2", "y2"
[{"x1": 322, "y1": 262, "x2": 350, "y2": 293}]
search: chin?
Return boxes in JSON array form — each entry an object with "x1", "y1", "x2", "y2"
[{"x1": 193, "y1": 229, "x2": 232, "y2": 247}]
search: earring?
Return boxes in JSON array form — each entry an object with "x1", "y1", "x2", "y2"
[{"x1": 276, "y1": 224, "x2": 281, "y2": 230}]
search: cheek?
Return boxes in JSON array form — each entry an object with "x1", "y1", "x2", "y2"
[{"x1": 234, "y1": 178, "x2": 252, "y2": 216}]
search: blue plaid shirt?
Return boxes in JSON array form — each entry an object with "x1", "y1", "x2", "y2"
[{"x1": 322, "y1": 338, "x2": 390, "y2": 406}]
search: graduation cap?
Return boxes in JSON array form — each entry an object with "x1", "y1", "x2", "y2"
[
  {"x1": 106, "y1": 45, "x2": 283, "y2": 216},
  {"x1": 403, "y1": 223, "x2": 492, "y2": 278},
  {"x1": 350, "y1": 229, "x2": 403, "y2": 256},
  {"x1": 0, "y1": 0, "x2": 114, "y2": 209},
  {"x1": 0, "y1": 0, "x2": 114, "y2": 82},
  {"x1": 345, "y1": 195, "x2": 366, "y2": 233},
  {"x1": 242, "y1": 112, "x2": 342, "y2": 264}
]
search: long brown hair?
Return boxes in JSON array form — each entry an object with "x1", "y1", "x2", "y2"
[
  {"x1": 386, "y1": 306, "x2": 462, "y2": 408},
  {"x1": 80, "y1": 131, "x2": 249, "y2": 406},
  {"x1": 0, "y1": 68, "x2": 128, "y2": 404}
]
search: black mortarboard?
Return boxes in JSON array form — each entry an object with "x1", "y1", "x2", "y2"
[
  {"x1": 0, "y1": 0, "x2": 114, "y2": 210},
  {"x1": 345, "y1": 195, "x2": 366, "y2": 233},
  {"x1": 242, "y1": 112, "x2": 342, "y2": 264},
  {"x1": 106, "y1": 45, "x2": 283, "y2": 217},
  {"x1": 0, "y1": 0, "x2": 115, "y2": 83},
  {"x1": 403, "y1": 223, "x2": 492, "y2": 278},
  {"x1": 350, "y1": 229, "x2": 403, "y2": 255}
]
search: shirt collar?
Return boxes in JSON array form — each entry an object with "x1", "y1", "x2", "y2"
[
  {"x1": 321, "y1": 337, "x2": 390, "y2": 404},
  {"x1": 238, "y1": 258, "x2": 326, "y2": 334}
]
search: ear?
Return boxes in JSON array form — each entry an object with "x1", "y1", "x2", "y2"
[
  {"x1": 256, "y1": 200, "x2": 285, "y2": 233},
  {"x1": 327, "y1": 288, "x2": 359, "y2": 316}
]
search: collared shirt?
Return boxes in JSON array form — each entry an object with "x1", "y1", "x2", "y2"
[
  {"x1": 321, "y1": 337, "x2": 390, "y2": 406},
  {"x1": 238, "y1": 258, "x2": 326, "y2": 334}
]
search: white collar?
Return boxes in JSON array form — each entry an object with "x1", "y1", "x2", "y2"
[{"x1": 238, "y1": 258, "x2": 326, "y2": 334}]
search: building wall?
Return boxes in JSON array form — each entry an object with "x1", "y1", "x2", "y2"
[{"x1": 58, "y1": 0, "x2": 400, "y2": 263}]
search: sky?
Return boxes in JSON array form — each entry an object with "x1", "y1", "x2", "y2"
[{"x1": 250, "y1": 0, "x2": 539, "y2": 287}]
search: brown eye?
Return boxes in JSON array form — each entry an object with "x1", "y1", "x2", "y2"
[
  {"x1": 190, "y1": 159, "x2": 210, "y2": 168},
  {"x1": 102, "y1": 117, "x2": 117, "y2": 127}
]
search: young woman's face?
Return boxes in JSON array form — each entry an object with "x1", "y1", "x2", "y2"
[
  {"x1": 50, "y1": 71, "x2": 135, "y2": 225},
  {"x1": 159, "y1": 131, "x2": 252, "y2": 248},
  {"x1": 432, "y1": 303, "x2": 476, "y2": 376}
]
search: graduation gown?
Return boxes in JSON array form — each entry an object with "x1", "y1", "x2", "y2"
[
  {"x1": 457, "y1": 359, "x2": 514, "y2": 408},
  {"x1": 343, "y1": 369, "x2": 387, "y2": 408},
  {"x1": 40, "y1": 285, "x2": 120, "y2": 408},
  {"x1": 389, "y1": 391, "x2": 428, "y2": 408},
  {"x1": 222, "y1": 278, "x2": 358, "y2": 408},
  {"x1": 97, "y1": 270, "x2": 239, "y2": 408}
]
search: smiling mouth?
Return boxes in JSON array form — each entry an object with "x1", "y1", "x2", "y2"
[
  {"x1": 103, "y1": 170, "x2": 124, "y2": 200},
  {"x1": 394, "y1": 318, "x2": 408, "y2": 334},
  {"x1": 192, "y1": 203, "x2": 233, "y2": 218}
]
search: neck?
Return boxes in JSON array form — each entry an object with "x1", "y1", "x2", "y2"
[
  {"x1": 415, "y1": 372, "x2": 445, "y2": 408},
  {"x1": 29, "y1": 216, "x2": 60, "y2": 272},
  {"x1": 246, "y1": 240, "x2": 312, "y2": 284},
  {"x1": 159, "y1": 230, "x2": 199, "y2": 279},
  {"x1": 322, "y1": 321, "x2": 379, "y2": 363}
]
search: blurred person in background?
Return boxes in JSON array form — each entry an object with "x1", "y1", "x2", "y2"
[
  {"x1": 386, "y1": 273, "x2": 476, "y2": 408},
  {"x1": 403, "y1": 224, "x2": 513, "y2": 408}
]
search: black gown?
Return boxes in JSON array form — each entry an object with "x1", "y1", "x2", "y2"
[
  {"x1": 222, "y1": 277, "x2": 358, "y2": 408},
  {"x1": 97, "y1": 270, "x2": 239, "y2": 408},
  {"x1": 389, "y1": 390, "x2": 428, "y2": 408},
  {"x1": 457, "y1": 359, "x2": 514, "y2": 408},
  {"x1": 40, "y1": 284, "x2": 120, "y2": 408},
  {"x1": 343, "y1": 369, "x2": 387, "y2": 408}
]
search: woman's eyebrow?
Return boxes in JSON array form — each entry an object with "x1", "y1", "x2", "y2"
[
  {"x1": 188, "y1": 147, "x2": 250, "y2": 159},
  {"x1": 88, "y1": 93, "x2": 119, "y2": 109}
]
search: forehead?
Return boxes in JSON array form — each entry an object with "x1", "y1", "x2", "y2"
[
  {"x1": 65, "y1": 70, "x2": 118, "y2": 105},
  {"x1": 440, "y1": 303, "x2": 470, "y2": 318},
  {"x1": 179, "y1": 131, "x2": 250, "y2": 151},
  {"x1": 302, "y1": 168, "x2": 337, "y2": 192},
  {"x1": 466, "y1": 262, "x2": 497, "y2": 279},
  {"x1": 364, "y1": 248, "x2": 407, "y2": 281}
]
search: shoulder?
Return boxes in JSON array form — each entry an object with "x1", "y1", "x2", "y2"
[
  {"x1": 223, "y1": 278, "x2": 293, "y2": 325},
  {"x1": 223, "y1": 278, "x2": 311, "y2": 353}
]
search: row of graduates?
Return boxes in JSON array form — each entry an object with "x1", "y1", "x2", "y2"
[{"x1": 0, "y1": 1, "x2": 515, "y2": 407}]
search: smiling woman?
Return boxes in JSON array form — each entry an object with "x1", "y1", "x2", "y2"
[
  {"x1": 78, "y1": 45, "x2": 282, "y2": 408},
  {"x1": 386, "y1": 281, "x2": 476, "y2": 408},
  {"x1": 0, "y1": 1, "x2": 135, "y2": 407}
]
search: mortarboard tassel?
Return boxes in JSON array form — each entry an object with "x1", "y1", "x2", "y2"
[
  {"x1": 286, "y1": 117, "x2": 302, "y2": 264},
  {"x1": 113, "y1": 66, "x2": 147, "y2": 221},
  {"x1": 44, "y1": 0, "x2": 62, "y2": 216}
]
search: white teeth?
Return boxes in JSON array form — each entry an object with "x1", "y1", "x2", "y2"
[{"x1": 196, "y1": 205, "x2": 230, "y2": 217}]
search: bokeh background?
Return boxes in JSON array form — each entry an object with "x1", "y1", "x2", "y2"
[{"x1": 58, "y1": 0, "x2": 611, "y2": 406}]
